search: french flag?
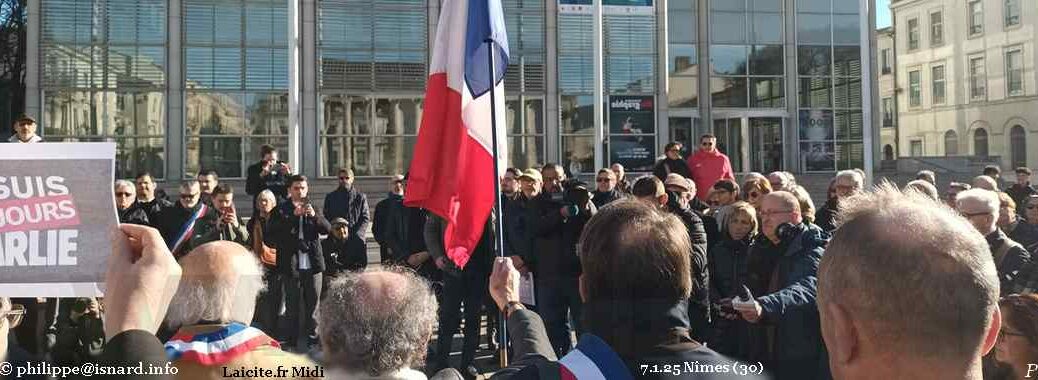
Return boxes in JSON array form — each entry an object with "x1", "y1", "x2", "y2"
[{"x1": 405, "y1": 0, "x2": 509, "y2": 268}]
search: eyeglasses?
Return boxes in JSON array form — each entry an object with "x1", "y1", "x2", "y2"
[
  {"x1": 1, "y1": 304, "x2": 25, "y2": 328},
  {"x1": 114, "y1": 192, "x2": 134, "y2": 197},
  {"x1": 180, "y1": 193, "x2": 199, "y2": 199},
  {"x1": 596, "y1": 177, "x2": 614, "y2": 183}
]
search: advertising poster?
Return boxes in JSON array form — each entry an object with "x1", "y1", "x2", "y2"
[
  {"x1": 609, "y1": 95, "x2": 655, "y2": 134},
  {"x1": 610, "y1": 135, "x2": 656, "y2": 172},
  {"x1": 800, "y1": 142, "x2": 836, "y2": 172},
  {"x1": 799, "y1": 109, "x2": 834, "y2": 142},
  {"x1": 0, "y1": 143, "x2": 117, "y2": 297}
]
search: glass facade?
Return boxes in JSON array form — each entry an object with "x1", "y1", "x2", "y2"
[{"x1": 34, "y1": 0, "x2": 871, "y2": 179}]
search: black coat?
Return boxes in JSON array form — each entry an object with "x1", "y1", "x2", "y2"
[
  {"x1": 987, "y1": 228, "x2": 1033, "y2": 295},
  {"x1": 526, "y1": 191, "x2": 594, "y2": 279},
  {"x1": 667, "y1": 200, "x2": 711, "y2": 343},
  {"x1": 1007, "y1": 183, "x2": 1037, "y2": 218},
  {"x1": 591, "y1": 189, "x2": 625, "y2": 209},
  {"x1": 136, "y1": 198, "x2": 171, "y2": 227},
  {"x1": 323, "y1": 185, "x2": 370, "y2": 253},
  {"x1": 707, "y1": 235, "x2": 754, "y2": 359},
  {"x1": 424, "y1": 214, "x2": 495, "y2": 277},
  {"x1": 154, "y1": 202, "x2": 218, "y2": 255},
  {"x1": 815, "y1": 199, "x2": 839, "y2": 233},
  {"x1": 100, "y1": 330, "x2": 173, "y2": 380},
  {"x1": 503, "y1": 194, "x2": 535, "y2": 262},
  {"x1": 264, "y1": 200, "x2": 332, "y2": 275},
  {"x1": 118, "y1": 203, "x2": 150, "y2": 225},
  {"x1": 373, "y1": 193, "x2": 417, "y2": 264},
  {"x1": 245, "y1": 160, "x2": 290, "y2": 201},
  {"x1": 322, "y1": 235, "x2": 368, "y2": 274},
  {"x1": 653, "y1": 157, "x2": 693, "y2": 180}
]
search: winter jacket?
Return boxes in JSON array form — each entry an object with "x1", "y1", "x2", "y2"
[
  {"x1": 423, "y1": 214, "x2": 495, "y2": 277},
  {"x1": 183, "y1": 213, "x2": 250, "y2": 254},
  {"x1": 373, "y1": 193, "x2": 413, "y2": 264},
  {"x1": 815, "y1": 199, "x2": 839, "y2": 233},
  {"x1": 503, "y1": 194, "x2": 535, "y2": 262},
  {"x1": 986, "y1": 228, "x2": 1033, "y2": 295},
  {"x1": 245, "y1": 160, "x2": 290, "y2": 201},
  {"x1": 323, "y1": 185, "x2": 370, "y2": 254},
  {"x1": 707, "y1": 236, "x2": 754, "y2": 359},
  {"x1": 526, "y1": 191, "x2": 595, "y2": 279},
  {"x1": 155, "y1": 202, "x2": 219, "y2": 256},
  {"x1": 746, "y1": 223, "x2": 829, "y2": 364},
  {"x1": 137, "y1": 198, "x2": 172, "y2": 227},
  {"x1": 591, "y1": 189, "x2": 625, "y2": 209},
  {"x1": 323, "y1": 235, "x2": 368, "y2": 274},
  {"x1": 118, "y1": 203, "x2": 150, "y2": 226},
  {"x1": 1006, "y1": 219, "x2": 1038, "y2": 255},
  {"x1": 1007, "y1": 183, "x2": 1037, "y2": 218},
  {"x1": 264, "y1": 200, "x2": 332, "y2": 276},
  {"x1": 666, "y1": 199, "x2": 711, "y2": 343},
  {"x1": 652, "y1": 158, "x2": 693, "y2": 180},
  {"x1": 687, "y1": 150, "x2": 735, "y2": 200}
]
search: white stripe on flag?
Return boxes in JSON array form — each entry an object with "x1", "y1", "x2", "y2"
[
  {"x1": 165, "y1": 328, "x2": 265, "y2": 356},
  {"x1": 559, "y1": 349, "x2": 608, "y2": 380}
]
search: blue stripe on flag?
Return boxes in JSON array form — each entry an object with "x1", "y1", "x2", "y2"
[
  {"x1": 573, "y1": 334, "x2": 635, "y2": 380},
  {"x1": 465, "y1": 0, "x2": 510, "y2": 98}
]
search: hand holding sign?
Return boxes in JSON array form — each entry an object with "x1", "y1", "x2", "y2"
[{"x1": 104, "y1": 224, "x2": 182, "y2": 339}]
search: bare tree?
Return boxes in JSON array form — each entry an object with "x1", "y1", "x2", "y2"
[{"x1": 0, "y1": 0, "x2": 27, "y2": 136}]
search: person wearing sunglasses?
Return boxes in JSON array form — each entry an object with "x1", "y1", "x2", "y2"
[
  {"x1": 957, "y1": 189, "x2": 1032, "y2": 296},
  {"x1": 815, "y1": 170, "x2": 864, "y2": 234},
  {"x1": 687, "y1": 134, "x2": 735, "y2": 201},
  {"x1": 322, "y1": 167, "x2": 370, "y2": 277},
  {"x1": 1007, "y1": 167, "x2": 1037, "y2": 219},
  {"x1": 989, "y1": 294, "x2": 1038, "y2": 380},
  {"x1": 653, "y1": 141, "x2": 693, "y2": 181},
  {"x1": 997, "y1": 192, "x2": 1038, "y2": 256},
  {"x1": 154, "y1": 181, "x2": 218, "y2": 254},
  {"x1": 591, "y1": 168, "x2": 624, "y2": 209},
  {"x1": 114, "y1": 180, "x2": 149, "y2": 225},
  {"x1": 1026, "y1": 195, "x2": 1038, "y2": 225}
]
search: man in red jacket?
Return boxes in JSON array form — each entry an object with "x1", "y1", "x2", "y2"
[{"x1": 687, "y1": 134, "x2": 735, "y2": 200}]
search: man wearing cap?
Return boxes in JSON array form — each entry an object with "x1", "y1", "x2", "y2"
[
  {"x1": 8, "y1": 115, "x2": 42, "y2": 143},
  {"x1": 323, "y1": 167, "x2": 370, "y2": 270},
  {"x1": 507, "y1": 168, "x2": 543, "y2": 273},
  {"x1": 322, "y1": 217, "x2": 368, "y2": 294},
  {"x1": 1008, "y1": 167, "x2": 1037, "y2": 219},
  {"x1": 663, "y1": 173, "x2": 712, "y2": 343}
]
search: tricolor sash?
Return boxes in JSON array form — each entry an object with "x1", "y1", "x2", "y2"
[
  {"x1": 164, "y1": 322, "x2": 280, "y2": 366},
  {"x1": 171, "y1": 203, "x2": 207, "y2": 255},
  {"x1": 559, "y1": 334, "x2": 634, "y2": 380}
]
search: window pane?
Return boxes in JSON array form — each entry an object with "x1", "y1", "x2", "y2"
[
  {"x1": 669, "y1": 76, "x2": 699, "y2": 108},
  {"x1": 374, "y1": 98, "x2": 423, "y2": 135},
  {"x1": 750, "y1": 78, "x2": 784, "y2": 108},
  {"x1": 669, "y1": 44, "x2": 698, "y2": 74},
  {"x1": 798, "y1": 46, "x2": 831, "y2": 76},
  {"x1": 835, "y1": 110, "x2": 863, "y2": 140},
  {"x1": 800, "y1": 142, "x2": 835, "y2": 172},
  {"x1": 114, "y1": 137, "x2": 166, "y2": 179},
  {"x1": 524, "y1": 99, "x2": 545, "y2": 135},
  {"x1": 710, "y1": 45, "x2": 749, "y2": 76},
  {"x1": 750, "y1": 13, "x2": 782, "y2": 44},
  {"x1": 561, "y1": 95, "x2": 595, "y2": 134},
  {"x1": 797, "y1": 13, "x2": 831, "y2": 44},
  {"x1": 562, "y1": 135, "x2": 595, "y2": 177},
  {"x1": 750, "y1": 45, "x2": 783, "y2": 75},
  {"x1": 836, "y1": 142, "x2": 864, "y2": 170},
  {"x1": 833, "y1": 14, "x2": 860, "y2": 45},
  {"x1": 932, "y1": 66, "x2": 946, "y2": 103},
  {"x1": 669, "y1": 10, "x2": 696, "y2": 43},
  {"x1": 711, "y1": 12, "x2": 747, "y2": 44},
  {"x1": 112, "y1": 92, "x2": 166, "y2": 136},
  {"x1": 246, "y1": 93, "x2": 288, "y2": 135},
  {"x1": 244, "y1": 137, "x2": 290, "y2": 168},
  {"x1": 833, "y1": 77, "x2": 862, "y2": 108},
  {"x1": 185, "y1": 136, "x2": 243, "y2": 178},
  {"x1": 833, "y1": 47, "x2": 861, "y2": 77},
  {"x1": 751, "y1": 0, "x2": 782, "y2": 13},
  {"x1": 321, "y1": 137, "x2": 370, "y2": 176},
  {"x1": 367, "y1": 136, "x2": 416, "y2": 176},
  {"x1": 321, "y1": 95, "x2": 371, "y2": 135},
  {"x1": 799, "y1": 77, "x2": 831, "y2": 107},
  {"x1": 510, "y1": 135, "x2": 545, "y2": 169},
  {"x1": 909, "y1": 71, "x2": 921, "y2": 106},
  {"x1": 712, "y1": 77, "x2": 748, "y2": 108},
  {"x1": 798, "y1": 0, "x2": 829, "y2": 13},
  {"x1": 43, "y1": 91, "x2": 101, "y2": 136},
  {"x1": 187, "y1": 92, "x2": 245, "y2": 136}
]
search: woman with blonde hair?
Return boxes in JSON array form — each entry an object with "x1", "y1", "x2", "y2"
[{"x1": 707, "y1": 201, "x2": 759, "y2": 360}]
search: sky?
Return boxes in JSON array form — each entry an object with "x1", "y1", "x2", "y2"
[{"x1": 877, "y1": 0, "x2": 891, "y2": 28}]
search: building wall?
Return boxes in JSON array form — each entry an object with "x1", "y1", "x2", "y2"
[
  {"x1": 876, "y1": 28, "x2": 897, "y2": 160},
  {"x1": 28, "y1": 0, "x2": 874, "y2": 183},
  {"x1": 892, "y1": 0, "x2": 1037, "y2": 170}
]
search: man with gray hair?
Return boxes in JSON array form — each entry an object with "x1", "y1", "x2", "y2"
[
  {"x1": 115, "y1": 180, "x2": 149, "y2": 225},
  {"x1": 973, "y1": 175, "x2": 999, "y2": 191},
  {"x1": 819, "y1": 183, "x2": 1001, "y2": 380},
  {"x1": 956, "y1": 189, "x2": 1032, "y2": 294},
  {"x1": 915, "y1": 170, "x2": 936, "y2": 185},
  {"x1": 767, "y1": 171, "x2": 796, "y2": 192},
  {"x1": 816, "y1": 170, "x2": 864, "y2": 232},
  {"x1": 319, "y1": 269, "x2": 461, "y2": 380},
  {"x1": 903, "y1": 179, "x2": 940, "y2": 201},
  {"x1": 164, "y1": 241, "x2": 317, "y2": 379}
]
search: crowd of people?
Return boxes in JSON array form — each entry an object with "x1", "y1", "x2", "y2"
[{"x1": 3, "y1": 117, "x2": 1038, "y2": 380}]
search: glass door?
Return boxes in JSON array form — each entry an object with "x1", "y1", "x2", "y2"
[
  {"x1": 713, "y1": 118, "x2": 743, "y2": 172},
  {"x1": 750, "y1": 117, "x2": 783, "y2": 173},
  {"x1": 669, "y1": 117, "x2": 698, "y2": 158}
]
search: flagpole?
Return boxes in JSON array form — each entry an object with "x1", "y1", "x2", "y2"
[{"x1": 485, "y1": 37, "x2": 510, "y2": 369}]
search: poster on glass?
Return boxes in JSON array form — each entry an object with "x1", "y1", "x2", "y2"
[
  {"x1": 610, "y1": 135, "x2": 656, "y2": 172},
  {"x1": 800, "y1": 142, "x2": 835, "y2": 172},
  {"x1": 609, "y1": 96, "x2": 655, "y2": 135},
  {"x1": 798, "y1": 110, "x2": 834, "y2": 142}
]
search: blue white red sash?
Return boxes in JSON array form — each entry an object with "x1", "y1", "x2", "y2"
[
  {"x1": 171, "y1": 203, "x2": 207, "y2": 254},
  {"x1": 164, "y1": 322, "x2": 280, "y2": 365},
  {"x1": 558, "y1": 334, "x2": 634, "y2": 380}
]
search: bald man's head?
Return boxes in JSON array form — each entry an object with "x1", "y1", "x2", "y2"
[
  {"x1": 165, "y1": 241, "x2": 265, "y2": 329},
  {"x1": 319, "y1": 268, "x2": 438, "y2": 376}
]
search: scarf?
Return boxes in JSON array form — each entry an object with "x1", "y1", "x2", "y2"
[
  {"x1": 559, "y1": 334, "x2": 635, "y2": 380},
  {"x1": 164, "y1": 323, "x2": 280, "y2": 366}
]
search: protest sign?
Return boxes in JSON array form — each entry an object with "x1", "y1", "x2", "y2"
[{"x1": 0, "y1": 143, "x2": 117, "y2": 297}]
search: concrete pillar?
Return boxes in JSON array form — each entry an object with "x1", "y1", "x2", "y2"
[
  {"x1": 656, "y1": 0, "x2": 670, "y2": 147},
  {"x1": 697, "y1": 0, "x2": 709, "y2": 135},
  {"x1": 301, "y1": 0, "x2": 319, "y2": 177},
  {"x1": 783, "y1": 0, "x2": 799, "y2": 172},
  {"x1": 287, "y1": 0, "x2": 302, "y2": 174},
  {"x1": 168, "y1": 0, "x2": 185, "y2": 179},
  {"x1": 25, "y1": 0, "x2": 41, "y2": 127},
  {"x1": 545, "y1": 0, "x2": 560, "y2": 163}
]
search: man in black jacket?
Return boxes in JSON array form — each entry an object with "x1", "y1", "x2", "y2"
[
  {"x1": 373, "y1": 174, "x2": 410, "y2": 264},
  {"x1": 653, "y1": 141, "x2": 693, "y2": 180},
  {"x1": 323, "y1": 168, "x2": 370, "y2": 262},
  {"x1": 134, "y1": 172, "x2": 172, "y2": 225},
  {"x1": 245, "y1": 144, "x2": 291, "y2": 202},
  {"x1": 426, "y1": 214, "x2": 495, "y2": 378},
  {"x1": 998, "y1": 193, "x2": 1038, "y2": 254},
  {"x1": 264, "y1": 175, "x2": 332, "y2": 351},
  {"x1": 957, "y1": 189, "x2": 1032, "y2": 294},
  {"x1": 155, "y1": 181, "x2": 218, "y2": 257},
  {"x1": 323, "y1": 218, "x2": 368, "y2": 281},
  {"x1": 1007, "y1": 167, "x2": 1037, "y2": 219},
  {"x1": 489, "y1": 201, "x2": 768, "y2": 380},
  {"x1": 815, "y1": 170, "x2": 863, "y2": 233},
  {"x1": 591, "y1": 168, "x2": 625, "y2": 209},
  {"x1": 527, "y1": 165, "x2": 595, "y2": 357},
  {"x1": 115, "y1": 180, "x2": 149, "y2": 225}
]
